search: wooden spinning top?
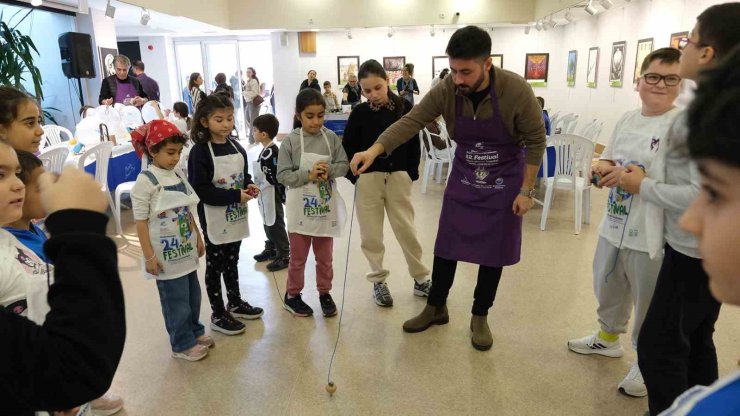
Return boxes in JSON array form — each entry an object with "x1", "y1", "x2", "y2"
[{"x1": 326, "y1": 381, "x2": 337, "y2": 396}]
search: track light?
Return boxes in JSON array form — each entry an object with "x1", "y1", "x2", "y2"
[
  {"x1": 104, "y1": 0, "x2": 115, "y2": 18},
  {"x1": 585, "y1": 1, "x2": 598, "y2": 15},
  {"x1": 535, "y1": 20, "x2": 543, "y2": 31},
  {"x1": 387, "y1": 27, "x2": 394, "y2": 38},
  {"x1": 140, "y1": 8, "x2": 150, "y2": 25},
  {"x1": 565, "y1": 9, "x2": 575, "y2": 22},
  {"x1": 30, "y1": 0, "x2": 42, "y2": 6},
  {"x1": 524, "y1": 25, "x2": 531, "y2": 35},
  {"x1": 544, "y1": 17, "x2": 557, "y2": 29},
  {"x1": 430, "y1": 25, "x2": 435, "y2": 37},
  {"x1": 600, "y1": 0, "x2": 613, "y2": 9},
  {"x1": 346, "y1": 30, "x2": 352, "y2": 40}
]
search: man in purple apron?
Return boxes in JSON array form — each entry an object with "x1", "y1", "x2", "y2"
[
  {"x1": 98, "y1": 55, "x2": 148, "y2": 106},
  {"x1": 350, "y1": 26, "x2": 546, "y2": 351}
]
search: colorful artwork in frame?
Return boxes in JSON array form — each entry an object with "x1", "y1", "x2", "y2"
[
  {"x1": 610, "y1": 41, "x2": 626, "y2": 88},
  {"x1": 670, "y1": 31, "x2": 688, "y2": 49},
  {"x1": 383, "y1": 56, "x2": 405, "y2": 91},
  {"x1": 337, "y1": 56, "x2": 360, "y2": 87},
  {"x1": 525, "y1": 53, "x2": 548, "y2": 87},
  {"x1": 491, "y1": 54, "x2": 503, "y2": 68},
  {"x1": 633, "y1": 38, "x2": 654, "y2": 83},
  {"x1": 432, "y1": 55, "x2": 448, "y2": 79},
  {"x1": 587, "y1": 47, "x2": 599, "y2": 88},
  {"x1": 567, "y1": 50, "x2": 577, "y2": 87}
]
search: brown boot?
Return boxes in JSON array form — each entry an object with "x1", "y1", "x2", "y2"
[
  {"x1": 402, "y1": 304, "x2": 449, "y2": 333},
  {"x1": 470, "y1": 315, "x2": 493, "y2": 351}
]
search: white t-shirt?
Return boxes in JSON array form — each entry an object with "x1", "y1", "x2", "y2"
[
  {"x1": 0, "y1": 229, "x2": 51, "y2": 320},
  {"x1": 598, "y1": 107, "x2": 681, "y2": 252}
]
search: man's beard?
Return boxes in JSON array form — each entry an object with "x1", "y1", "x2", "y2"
[{"x1": 455, "y1": 70, "x2": 486, "y2": 96}]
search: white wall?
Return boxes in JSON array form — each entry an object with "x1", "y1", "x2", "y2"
[
  {"x1": 77, "y1": 7, "x2": 119, "y2": 106},
  {"x1": 138, "y1": 36, "x2": 179, "y2": 110}
]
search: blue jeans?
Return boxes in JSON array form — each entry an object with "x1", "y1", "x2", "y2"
[{"x1": 156, "y1": 271, "x2": 205, "y2": 353}]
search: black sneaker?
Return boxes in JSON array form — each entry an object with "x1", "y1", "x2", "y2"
[
  {"x1": 414, "y1": 280, "x2": 432, "y2": 297},
  {"x1": 373, "y1": 282, "x2": 394, "y2": 307},
  {"x1": 266, "y1": 256, "x2": 290, "y2": 272},
  {"x1": 319, "y1": 293, "x2": 337, "y2": 317},
  {"x1": 228, "y1": 300, "x2": 264, "y2": 320},
  {"x1": 284, "y1": 293, "x2": 313, "y2": 317},
  {"x1": 210, "y1": 312, "x2": 246, "y2": 335},
  {"x1": 254, "y1": 242, "x2": 277, "y2": 262}
]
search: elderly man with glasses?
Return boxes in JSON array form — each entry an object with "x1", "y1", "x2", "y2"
[{"x1": 98, "y1": 55, "x2": 148, "y2": 106}]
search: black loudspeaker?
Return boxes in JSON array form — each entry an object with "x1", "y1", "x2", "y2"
[{"x1": 58, "y1": 32, "x2": 95, "y2": 79}]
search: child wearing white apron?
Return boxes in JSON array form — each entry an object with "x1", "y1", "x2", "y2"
[{"x1": 277, "y1": 88, "x2": 349, "y2": 318}]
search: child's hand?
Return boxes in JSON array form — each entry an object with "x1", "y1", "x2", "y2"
[
  {"x1": 598, "y1": 165, "x2": 627, "y2": 188},
  {"x1": 197, "y1": 235, "x2": 205, "y2": 257},
  {"x1": 39, "y1": 166, "x2": 108, "y2": 215},
  {"x1": 309, "y1": 161, "x2": 328, "y2": 181},
  {"x1": 145, "y1": 256, "x2": 163, "y2": 276},
  {"x1": 240, "y1": 189, "x2": 253, "y2": 203}
]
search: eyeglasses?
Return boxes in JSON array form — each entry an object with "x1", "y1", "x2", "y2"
[
  {"x1": 642, "y1": 73, "x2": 682, "y2": 86},
  {"x1": 678, "y1": 36, "x2": 705, "y2": 51}
]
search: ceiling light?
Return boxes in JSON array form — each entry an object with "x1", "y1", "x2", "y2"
[
  {"x1": 600, "y1": 0, "x2": 613, "y2": 9},
  {"x1": 140, "y1": 8, "x2": 150, "y2": 25},
  {"x1": 565, "y1": 9, "x2": 575, "y2": 22},
  {"x1": 524, "y1": 25, "x2": 531, "y2": 35},
  {"x1": 347, "y1": 30, "x2": 352, "y2": 39},
  {"x1": 544, "y1": 18, "x2": 556, "y2": 29},
  {"x1": 585, "y1": 1, "x2": 598, "y2": 15},
  {"x1": 30, "y1": 0, "x2": 42, "y2": 6},
  {"x1": 104, "y1": 0, "x2": 115, "y2": 18},
  {"x1": 535, "y1": 20, "x2": 543, "y2": 31},
  {"x1": 430, "y1": 25, "x2": 435, "y2": 37},
  {"x1": 387, "y1": 27, "x2": 394, "y2": 38}
]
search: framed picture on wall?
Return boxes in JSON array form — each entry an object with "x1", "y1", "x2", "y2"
[
  {"x1": 524, "y1": 53, "x2": 549, "y2": 87},
  {"x1": 491, "y1": 54, "x2": 503, "y2": 68},
  {"x1": 337, "y1": 56, "x2": 360, "y2": 87},
  {"x1": 567, "y1": 50, "x2": 577, "y2": 87},
  {"x1": 587, "y1": 47, "x2": 599, "y2": 88},
  {"x1": 99, "y1": 47, "x2": 118, "y2": 79},
  {"x1": 670, "y1": 31, "x2": 688, "y2": 49},
  {"x1": 432, "y1": 55, "x2": 449, "y2": 80},
  {"x1": 633, "y1": 38, "x2": 654, "y2": 83},
  {"x1": 384, "y1": 56, "x2": 405, "y2": 91},
  {"x1": 610, "y1": 41, "x2": 626, "y2": 88}
]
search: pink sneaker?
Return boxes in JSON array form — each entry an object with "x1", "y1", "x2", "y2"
[
  {"x1": 91, "y1": 392, "x2": 123, "y2": 415},
  {"x1": 197, "y1": 335, "x2": 215, "y2": 348},
  {"x1": 172, "y1": 344, "x2": 208, "y2": 361}
]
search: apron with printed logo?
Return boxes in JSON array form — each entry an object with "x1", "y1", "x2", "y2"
[{"x1": 203, "y1": 140, "x2": 250, "y2": 244}]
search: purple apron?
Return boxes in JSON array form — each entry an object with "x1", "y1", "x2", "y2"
[
  {"x1": 434, "y1": 80, "x2": 525, "y2": 267},
  {"x1": 114, "y1": 79, "x2": 138, "y2": 105}
]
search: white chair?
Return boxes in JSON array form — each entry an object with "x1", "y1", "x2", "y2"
[
  {"x1": 549, "y1": 111, "x2": 561, "y2": 132},
  {"x1": 552, "y1": 112, "x2": 571, "y2": 134},
  {"x1": 539, "y1": 134, "x2": 594, "y2": 234},
  {"x1": 114, "y1": 155, "x2": 149, "y2": 236},
  {"x1": 586, "y1": 120, "x2": 604, "y2": 143},
  {"x1": 562, "y1": 114, "x2": 580, "y2": 134},
  {"x1": 419, "y1": 127, "x2": 453, "y2": 194},
  {"x1": 79, "y1": 142, "x2": 118, "y2": 235},
  {"x1": 38, "y1": 145, "x2": 70, "y2": 174},
  {"x1": 40, "y1": 125, "x2": 73, "y2": 150}
]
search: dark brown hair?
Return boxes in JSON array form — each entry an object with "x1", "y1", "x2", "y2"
[
  {"x1": 640, "y1": 48, "x2": 681, "y2": 75},
  {"x1": 357, "y1": 59, "x2": 404, "y2": 117},
  {"x1": 0, "y1": 86, "x2": 35, "y2": 129},
  {"x1": 190, "y1": 93, "x2": 235, "y2": 144},
  {"x1": 15, "y1": 150, "x2": 43, "y2": 184}
]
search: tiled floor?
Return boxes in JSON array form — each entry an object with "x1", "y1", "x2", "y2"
[{"x1": 108, "y1": 172, "x2": 739, "y2": 416}]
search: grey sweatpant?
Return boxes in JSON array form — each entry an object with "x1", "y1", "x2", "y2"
[{"x1": 593, "y1": 237, "x2": 662, "y2": 350}]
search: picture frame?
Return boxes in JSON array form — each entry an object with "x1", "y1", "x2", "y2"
[
  {"x1": 432, "y1": 55, "x2": 448, "y2": 80},
  {"x1": 633, "y1": 38, "x2": 654, "y2": 83},
  {"x1": 587, "y1": 47, "x2": 600, "y2": 88},
  {"x1": 98, "y1": 47, "x2": 118, "y2": 79},
  {"x1": 491, "y1": 54, "x2": 503, "y2": 68},
  {"x1": 567, "y1": 50, "x2": 577, "y2": 87},
  {"x1": 610, "y1": 41, "x2": 626, "y2": 88},
  {"x1": 337, "y1": 56, "x2": 360, "y2": 87},
  {"x1": 383, "y1": 56, "x2": 406, "y2": 91},
  {"x1": 670, "y1": 31, "x2": 688, "y2": 49},
  {"x1": 524, "y1": 53, "x2": 549, "y2": 87}
]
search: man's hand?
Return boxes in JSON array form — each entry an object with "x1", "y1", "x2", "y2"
[
  {"x1": 512, "y1": 194, "x2": 535, "y2": 216},
  {"x1": 38, "y1": 167, "x2": 107, "y2": 215},
  {"x1": 618, "y1": 164, "x2": 646, "y2": 194},
  {"x1": 101, "y1": 98, "x2": 113, "y2": 106},
  {"x1": 350, "y1": 144, "x2": 384, "y2": 176},
  {"x1": 133, "y1": 96, "x2": 147, "y2": 106}
]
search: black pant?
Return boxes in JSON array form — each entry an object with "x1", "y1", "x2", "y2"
[
  {"x1": 204, "y1": 236, "x2": 243, "y2": 315},
  {"x1": 263, "y1": 192, "x2": 289, "y2": 257},
  {"x1": 637, "y1": 244, "x2": 722, "y2": 415},
  {"x1": 427, "y1": 255, "x2": 503, "y2": 316}
]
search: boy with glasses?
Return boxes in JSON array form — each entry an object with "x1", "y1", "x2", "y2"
[{"x1": 617, "y1": 3, "x2": 740, "y2": 414}]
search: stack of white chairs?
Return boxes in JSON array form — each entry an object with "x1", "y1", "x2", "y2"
[
  {"x1": 40, "y1": 125, "x2": 73, "y2": 150},
  {"x1": 418, "y1": 126, "x2": 454, "y2": 194}
]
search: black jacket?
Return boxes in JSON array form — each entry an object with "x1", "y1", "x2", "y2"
[
  {"x1": 98, "y1": 75, "x2": 147, "y2": 104},
  {"x1": 299, "y1": 78, "x2": 321, "y2": 92},
  {"x1": 0, "y1": 210, "x2": 125, "y2": 414},
  {"x1": 343, "y1": 99, "x2": 421, "y2": 183}
]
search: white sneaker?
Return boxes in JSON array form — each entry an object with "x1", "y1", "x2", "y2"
[
  {"x1": 618, "y1": 362, "x2": 647, "y2": 397},
  {"x1": 568, "y1": 332, "x2": 624, "y2": 358},
  {"x1": 172, "y1": 344, "x2": 209, "y2": 361}
]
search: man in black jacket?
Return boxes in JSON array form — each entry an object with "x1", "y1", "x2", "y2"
[
  {"x1": 98, "y1": 54, "x2": 148, "y2": 106},
  {"x1": 0, "y1": 163, "x2": 126, "y2": 414}
]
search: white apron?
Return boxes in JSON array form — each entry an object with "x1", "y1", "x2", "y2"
[
  {"x1": 203, "y1": 140, "x2": 250, "y2": 244},
  {"x1": 286, "y1": 129, "x2": 346, "y2": 237},
  {"x1": 21, "y1": 243, "x2": 53, "y2": 325},
  {"x1": 141, "y1": 170, "x2": 201, "y2": 280},
  {"x1": 252, "y1": 159, "x2": 276, "y2": 226}
]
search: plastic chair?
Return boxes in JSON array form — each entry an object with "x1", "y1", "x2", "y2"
[
  {"x1": 114, "y1": 155, "x2": 149, "y2": 236},
  {"x1": 549, "y1": 111, "x2": 561, "y2": 132},
  {"x1": 38, "y1": 145, "x2": 70, "y2": 174},
  {"x1": 539, "y1": 134, "x2": 594, "y2": 234},
  {"x1": 40, "y1": 125, "x2": 73, "y2": 150},
  {"x1": 78, "y1": 142, "x2": 118, "y2": 234},
  {"x1": 418, "y1": 127, "x2": 453, "y2": 194},
  {"x1": 562, "y1": 114, "x2": 580, "y2": 134}
]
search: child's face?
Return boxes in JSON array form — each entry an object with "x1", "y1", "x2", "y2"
[
  {"x1": 151, "y1": 142, "x2": 184, "y2": 171},
  {"x1": 0, "y1": 145, "x2": 25, "y2": 226},
  {"x1": 201, "y1": 108, "x2": 234, "y2": 141},
  {"x1": 680, "y1": 159, "x2": 740, "y2": 305},
  {"x1": 360, "y1": 75, "x2": 389, "y2": 106},
  {"x1": 0, "y1": 100, "x2": 44, "y2": 153},
  {"x1": 252, "y1": 127, "x2": 269, "y2": 145},
  {"x1": 21, "y1": 166, "x2": 45, "y2": 221},
  {"x1": 298, "y1": 104, "x2": 325, "y2": 135},
  {"x1": 324, "y1": 85, "x2": 332, "y2": 93},
  {"x1": 638, "y1": 60, "x2": 681, "y2": 112}
]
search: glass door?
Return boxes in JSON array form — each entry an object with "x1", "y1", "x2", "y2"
[
  {"x1": 174, "y1": 42, "x2": 205, "y2": 114},
  {"x1": 204, "y1": 41, "x2": 244, "y2": 137}
]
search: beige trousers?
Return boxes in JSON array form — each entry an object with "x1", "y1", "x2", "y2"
[{"x1": 356, "y1": 171, "x2": 430, "y2": 283}]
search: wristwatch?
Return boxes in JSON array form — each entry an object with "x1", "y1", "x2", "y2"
[{"x1": 519, "y1": 188, "x2": 536, "y2": 198}]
